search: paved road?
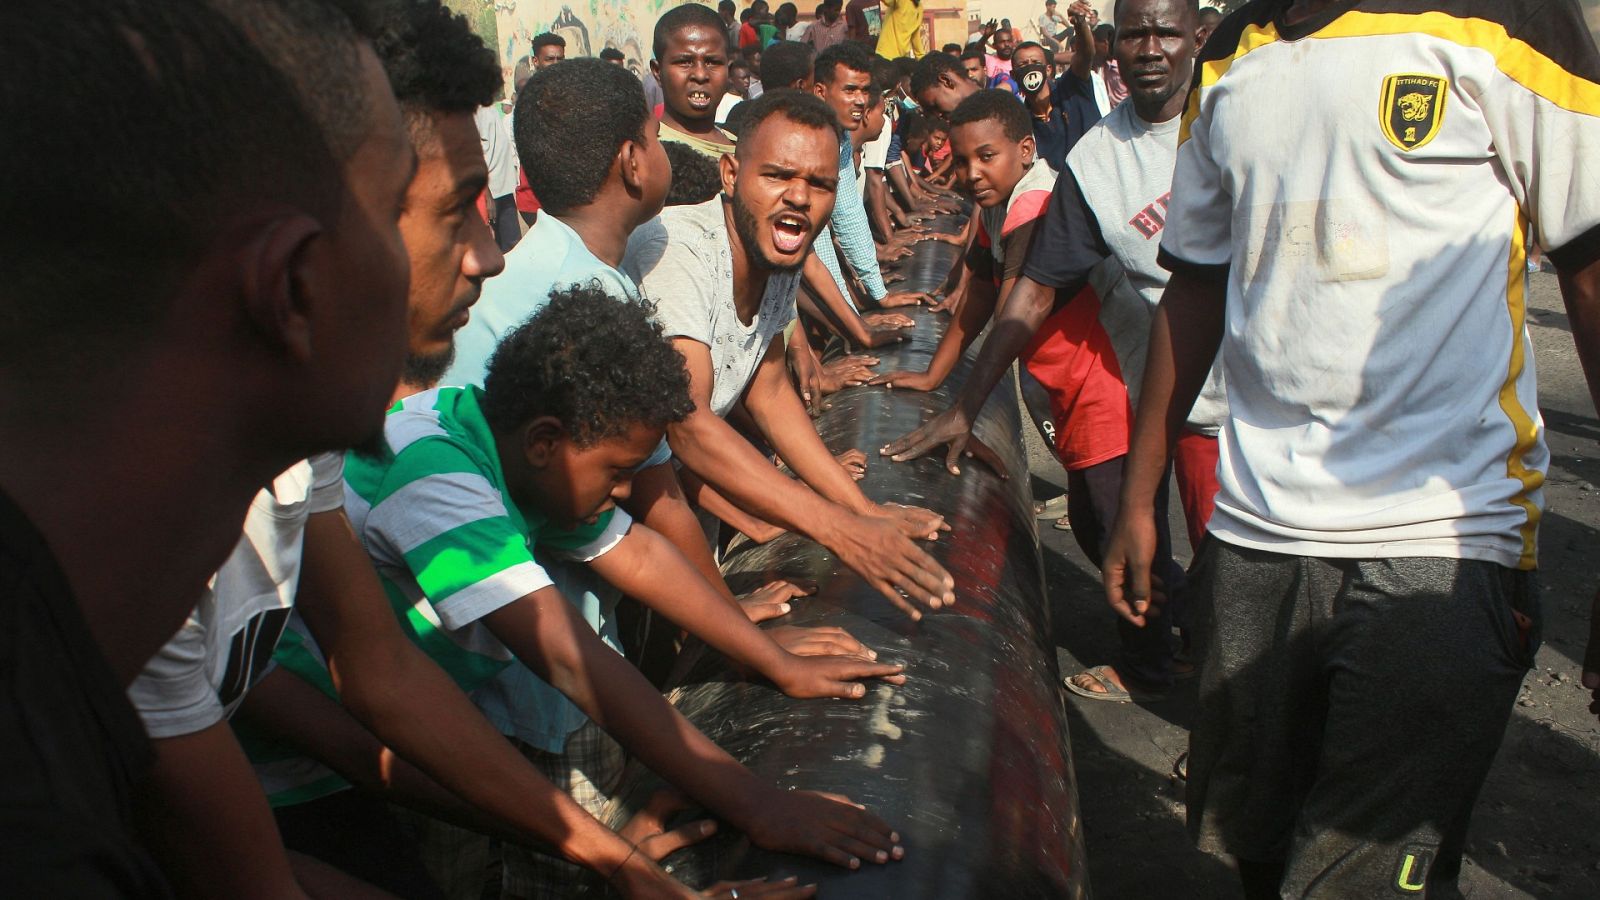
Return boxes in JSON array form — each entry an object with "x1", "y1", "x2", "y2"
[{"x1": 1025, "y1": 271, "x2": 1600, "y2": 899}]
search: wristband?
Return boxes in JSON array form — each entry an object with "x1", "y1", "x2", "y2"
[{"x1": 605, "y1": 843, "x2": 640, "y2": 885}]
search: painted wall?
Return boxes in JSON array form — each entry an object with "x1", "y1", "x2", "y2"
[{"x1": 489, "y1": 0, "x2": 699, "y2": 98}]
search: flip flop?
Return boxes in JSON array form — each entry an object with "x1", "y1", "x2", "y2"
[
  {"x1": 1062, "y1": 665, "x2": 1168, "y2": 703},
  {"x1": 1033, "y1": 495, "x2": 1069, "y2": 520},
  {"x1": 1173, "y1": 751, "x2": 1189, "y2": 781},
  {"x1": 1052, "y1": 516, "x2": 1073, "y2": 532}
]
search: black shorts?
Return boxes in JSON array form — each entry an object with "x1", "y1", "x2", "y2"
[{"x1": 1186, "y1": 540, "x2": 1539, "y2": 897}]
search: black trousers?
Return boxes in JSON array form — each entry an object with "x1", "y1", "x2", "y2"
[{"x1": 489, "y1": 194, "x2": 520, "y2": 253}]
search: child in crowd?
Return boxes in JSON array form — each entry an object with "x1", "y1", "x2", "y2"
[
  {"x1": 872, "y1": 90, "x2": 1058, "y2": 397},
  {"x1": 663, "y1": 140, "x2": 725, "y2": 206},
  {"x1": 920, "y1": 118, "x2": 955, "y2": 186},
  {"x1": 879, "y1": 87, "x2": 1190, "y2": 704},
  {"x1": 716, "y1": 57, "x2": 750, "y2": 126},
  {"x1": 320, "y1": 287, "x2": 906, "y2": 894},
  {"x1": 654, "y1": 5, "x2": 736, "y2": 158}
]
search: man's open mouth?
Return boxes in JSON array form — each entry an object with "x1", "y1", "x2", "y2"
[
  {"x1": 772, "y1": 214, "x2": 809, "y2": 254},
  {"x1": 687, "y1": 89, "x2": 712, "y2": 109}
]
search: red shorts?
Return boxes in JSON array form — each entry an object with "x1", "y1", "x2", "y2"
[
  {"x1": 1173, "y1": 429, "x2": 1221, "y2": 552},
  {"x1": 1022, "y1": 286, "x2": 1131, "y2": 471}
]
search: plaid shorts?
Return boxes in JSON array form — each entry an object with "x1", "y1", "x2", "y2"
[
  {"x1": 501, "y1": 721, "x2": 627, "y2": 900},
  {"x1": 394, "y1": 721, "x2": 627, "y2": 900}
]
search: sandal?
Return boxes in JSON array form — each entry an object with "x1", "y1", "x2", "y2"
[
  {"x1": 1062, "y1": 665, "x2": 1168, "y2": 703},
  {"x1": 1052, "y1": 516, "x2": 1073, "y2": 531},
  {"x1": 1033, "y1": 495, "x2": 1068, "y2": 520}
]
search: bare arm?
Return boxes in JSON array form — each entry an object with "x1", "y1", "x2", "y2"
[
  {"x1": 871, "y1": 273, "x2": 1002, "y2": 393},
  {"x1": 293, "y1": 511, "x2": 686, "y2": 895},
  {"x1": 800, "y1": 251, "x2": 908, "y2": 348},
  {"x1": 134, "y1": 722, "x2": 313, "y2": 900},
  {"x1": 1102, "y1": 271, "x2": 1228, "y2": 625},
  {"x1": 743, "y1": 335, "x2": 882, "y2": 511},
  {"x1": 1557, "y1": 254, "x2": 1600, "y2": 411},
  {"x1": 622, "y1": 461, "x2": 732, "y2": 603},
  {"x1": 1556, "y1": 255, "x2": 1600, "y2": 713},
  {"x1": 1068, "y1": 3, "x2": 1094, "y2": 81},
  {"x1": 237, "y1": 667, "x2": 513, "y2": 840},
  {"x1": 482, "y1": 586, "x2": 901, "y2": 869},
  {"x1": 666, "y1": 337, "x2": 955, "y2": 614},
  {"x1": 880, "y1": 274, "x2": 1056, "y2": 474},
  {"x1": 863, "y1": 169, "x2": 901, "y2": 239},
  {"x1": 588, "y1": 526, "x2": 903, "y2": 696},
  {"x1": 885, "y1": 163, "x2": 929, "y2": 209}
]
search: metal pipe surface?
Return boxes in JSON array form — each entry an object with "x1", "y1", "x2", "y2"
[{"x1": 614, "y1": 215, "x2": 1089, "y2": 899}]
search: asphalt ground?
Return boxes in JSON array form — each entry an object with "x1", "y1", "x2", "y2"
[{"x1": 1023, "y1": 271, "x2": 1600, "y2": 899}]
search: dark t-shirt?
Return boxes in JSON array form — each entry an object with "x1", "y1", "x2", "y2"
[
  {"x1": 0, "y1": 489, "x2": 169, "y2": 897},
  {"x1": 967, "y1": 217, "x2": 1042, "y2": 284},
  {"x1": 1022, "y1": 168, "x2": 1110, "y2": 302},
  {"x1": 845, "y1": 0, "x2": 880, "y2": 44},
  {"x1": 1031, "y1": 70, "x2": 1103, "y2": 173}
]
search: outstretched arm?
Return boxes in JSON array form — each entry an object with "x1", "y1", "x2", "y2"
[
  {"x1": 880, "y1": 274, "x2": 1053, "y2": 475},
  {"x1": 587, "y1": 525, "x2": 905, "y2": 697},
  {"x1": 482, "y1": 586, "x2": 902, "y2": 870},
  {"x1": 1068, "y1": 1, "x2": 1094, "y2": 81},
  {"x1": 871, "y1": 272, "x2": 1001, "y2": 394},
  {"x1": 293, "y1": 511, "x2": 686, "y2": 895},
  {"x1": 667, "y1": 337, "x2": 955, "y2": 615},
  {"x1": 1556, "y1": 255, "x2": 1600, "y2": 718}
]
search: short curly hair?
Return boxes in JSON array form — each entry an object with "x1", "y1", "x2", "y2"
[
  {"x1": 949, "y1": 88, "x2": 1032, "y2": 143},
  {"x1": 482, "y1": 286, "x2": 694, "y2": 446},
  {"x1": 515, "y1": 58, "x2": 648, "y2": 215},
  {"x1": 732, "y1": 89, "x2": 842, "y2": 161},
  {"x1": 373, "y1": 0, "x2": 500, "y2": 122},
  {"x1": 663, "y1": 141, "x2": 724, "y2": 206},
  {"x1": 653, "y1": 3, "x2": 728, "y2": 60},
  {"x1": 913, "y1": 51, "x2": 966, "y2": 97},
  {"x1": 813, "y1": 40, "x2": 873, "y2": 86}
]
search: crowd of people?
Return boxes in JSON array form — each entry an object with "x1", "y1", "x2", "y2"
[{"x1": 2, "y1": 0, "x2": 1599, "y2": 899}]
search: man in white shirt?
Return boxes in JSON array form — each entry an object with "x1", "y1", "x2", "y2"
[
  {"x1": 475, "y1": 103, "x2": 520, "y2": 252},
  {"x1": 624, "y1": 90, "x2": 958, "y2": 620},
  {"x1": 1105, "y1": 0, "x2": 1600, "y2": 896}
]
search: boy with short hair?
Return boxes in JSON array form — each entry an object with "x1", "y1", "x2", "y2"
[
  {"x1": 914, "y1": 118, "x2": 955, "y2": 187},
  {"x1": 871, "y1": 91, "x2": 1059, "y2": 399},
  {"x1": 654, "y1": 4, "x2": 736, "y2": 158},
  {"x1": 333, "y1": 286, "x2": 907, "y2": 895},
  {"x1": 876, "y1": 88, "x2": 1189, "y2": 700},
  {"x1": 717, "y1": 57, "x2": 751, "y2": 125}
]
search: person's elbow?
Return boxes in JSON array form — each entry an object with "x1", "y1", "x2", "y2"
[{"x1": 329, "y1": 640, "x2": 418, "y2": 734}]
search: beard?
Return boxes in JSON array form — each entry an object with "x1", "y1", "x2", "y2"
[
  {"x1": 728, "y1": 190, "x2": 807, "y2": 274},
  {"x1": 401, "y1": 342, "x2": 457, "y2": 394}
]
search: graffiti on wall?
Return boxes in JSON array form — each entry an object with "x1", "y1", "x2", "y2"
[{"x1": 492, "y1": 0, "x2": 708, "y2": 95}]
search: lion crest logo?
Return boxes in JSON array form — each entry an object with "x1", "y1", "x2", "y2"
[
  {"x1": 1398, "y1": 92, "x2": 1432, "y2": 122},
  {"x1": 1381, "y1": 74, "x2": 1448, "y2": 150}
]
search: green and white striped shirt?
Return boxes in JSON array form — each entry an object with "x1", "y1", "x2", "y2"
[{"x1": 251, "y1": 386, "x2": 630, "y2": 805}]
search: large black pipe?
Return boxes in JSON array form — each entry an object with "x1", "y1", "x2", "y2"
[{"x1": 614, "y1": 215, "x2": 1089, "y2": 899}]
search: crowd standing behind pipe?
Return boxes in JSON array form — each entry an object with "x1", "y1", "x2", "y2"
[{"x1": 1, "y1": 2, "x2": 1598, "y2": 900}]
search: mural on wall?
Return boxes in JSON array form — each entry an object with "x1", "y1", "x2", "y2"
[{"x1": 493, "y1": 0, "x2": 708, "y2": 95}]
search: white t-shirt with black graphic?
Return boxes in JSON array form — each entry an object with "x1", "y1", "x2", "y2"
[{"x1": 128, "y1": 453, "x2": 344, "y2": 738}]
